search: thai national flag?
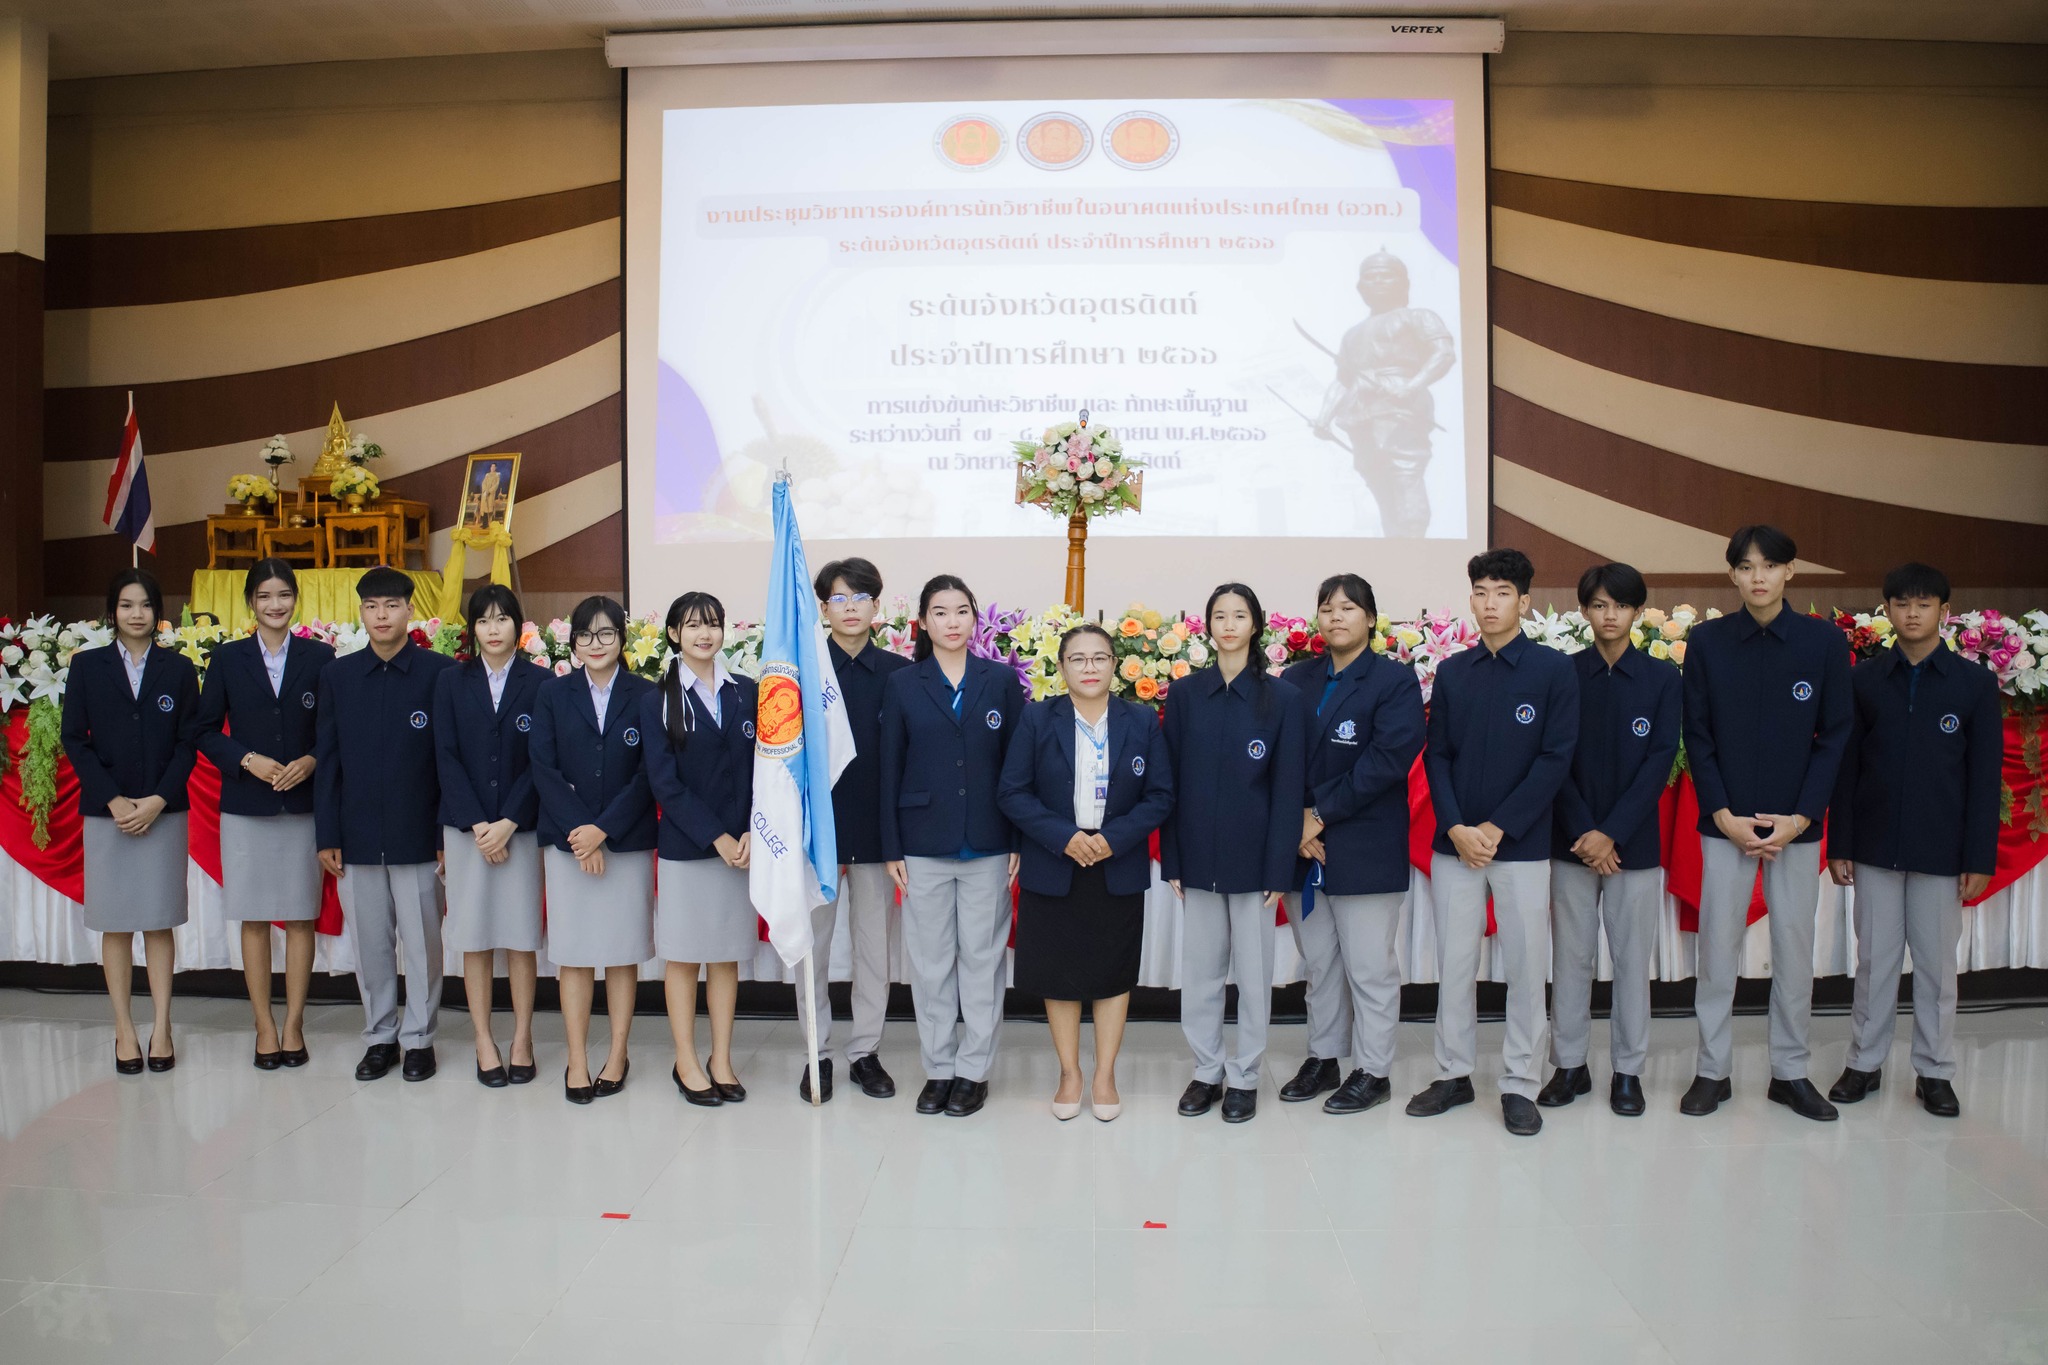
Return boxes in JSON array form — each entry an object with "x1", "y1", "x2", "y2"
[
  {"x1": 101, "y1": 392, "x2": 156, "y2": 554},
  {"x1": 747, "y1": 475, "x2": 855, "y2": 967}
]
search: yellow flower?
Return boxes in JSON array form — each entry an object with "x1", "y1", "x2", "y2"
[
  {"x1": 1871, "y1": 618, "x2": 1894, "y2": 636},
  {"x1": 1119, "y1": 656, "x2": 1145, "y2": 681},
  {"x1": 1157, "y1": 630, "x2": 1182, "y2": 656},
  {"x1": 1140, "y1": 609, "x2": 1163, "y2": 630},
  {"x1": 1639, "y1": 607, "x2": 1668, "y2": 629},
  {"x1": 1396, "y1": 627, "x2": 1422, "y2": 648},
  {"x1": 1648, "y1": 639, "x2": 1671, "y2": 661}
]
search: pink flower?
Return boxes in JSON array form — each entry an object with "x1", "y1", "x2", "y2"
[
  {"x1": 1958, "y1": 628, "x2": 1985, "y2": 651},
  {"x1": 553, "y1": 660, "x2": 573, "y2": 676},
  {"x1": 1067, "y1": 456, "x2": 1081, "y2": 473},
  {"x1": 1265, "y1": 642, "x2": 1287, "y2": 663}
]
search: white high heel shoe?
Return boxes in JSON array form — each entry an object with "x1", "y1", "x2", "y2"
[
  {"x1": 1051, "y1": 1099, "x2": 1081, "y2": 1121},
  {"x1": 1092, "y1": 1099, "x2": 1122, "y2": 1122}
]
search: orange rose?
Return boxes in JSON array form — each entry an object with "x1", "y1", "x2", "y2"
[
  {"x1": 1668, "y1": 641, "x2": 1687, "y2": 665},
  {"x1": 1170, "y1": 660, "x2": 1191, "y2": 679},
  {"x1": 1119, "y1": 656, "x2": 1145, "y2": 681},
  {"x1": 1118, "y1": 617, "x2": 1143, "y2": 637},
  {"x1": 1134, "y1": 675, "x2": 1160, "y2": 700}
]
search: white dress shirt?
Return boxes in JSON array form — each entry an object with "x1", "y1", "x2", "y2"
[
  {"x1": 258, "y1": 633, "x2": 289, "y2": 696},
  {"x1": 1072, "y1": 706, "x2": 1111, "y2": 830},
  {"x1": 684, "y1": 656, "x2": 734, "y2": 727},
  {"x1": 484, "y1": 657, "x2": 512, "y2": 711},
  {"x1": 588, "y1": 668, "x2": 618, "y2": 730},
  {"x1": 120, "y1": 644, "x2": 148, "y2": 698}
]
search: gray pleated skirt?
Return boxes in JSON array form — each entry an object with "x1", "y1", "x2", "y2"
[
  {"x1": 656, "y1": 856, "x2": 759, "y2": 963},
  {"x1": 443, "y1": 827, "x2": 543, "y2": 953},
  {"x1": 543, "y1": 845, "x2": 653, "y2": 968},
  {"x1": 82, "y1": 812, "x2": 189, "y2": 933},
  {"x1": 219, "y1": 812, "x2": 321, "y2": 922}
]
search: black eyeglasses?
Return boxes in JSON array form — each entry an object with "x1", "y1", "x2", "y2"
[{"x1": 573, "y1": 628, "x2": 620, "y2": 646}]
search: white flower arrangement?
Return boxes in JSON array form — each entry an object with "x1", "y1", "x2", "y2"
[
  {"x1": 345, "y1": 433, "x2": 384, "y2": 464},
  {"x1": 1013, "y1": 418, "x2": 1144, "y2": 520},
  {"x1": 227, "y1": 473, "x2": 277, "y2": 504},
  {"x1": 330, "y1": 465, "x2": 380, "y2": 500},
  {"x1": 260, "y1": 435, "x2": 294, "y2": 469}
]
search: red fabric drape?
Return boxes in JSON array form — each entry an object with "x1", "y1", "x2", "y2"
[
  {"x1": 1977, "y1": 711, "x2": 2048, "y2": 904},
  {"x1": 0, "y1": 710, "x2": 85, "y2": 903}
]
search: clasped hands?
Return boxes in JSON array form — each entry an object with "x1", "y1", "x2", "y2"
[
  {"x1": 106, "y1": 793, "x2": 167, "y2": 836},
  {"x1": 241, "y1": 752, "x2": 315, "y2": 793},
  {"x1": 1448, "y1": 821, "x2": 1507, "y2": 870},
  {"x1": 1064, "y1": 831, "x2": 1114, "y2": 866},
  {"x1": 1711, "y1": 808, "x2": 1807, "y2": 862}
]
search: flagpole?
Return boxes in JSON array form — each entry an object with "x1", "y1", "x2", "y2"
[
  {"x1": 127, "y1": 391, "x2": 139, "y2": 568},
  {"x1": 800, "y1": 950, "x2": 822, "y2": 1109}
]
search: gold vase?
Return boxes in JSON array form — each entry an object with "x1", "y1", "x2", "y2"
[
  {"x1": 239, "y1": 499, "x2": 262, "y2": 516},
  {"x1": 343, "y1": 493, "x2": 366, "y2": 511}
]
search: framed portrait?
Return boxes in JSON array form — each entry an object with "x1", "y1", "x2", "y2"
[{"x1": 458, "y1": 453, "x2": 520, "y2": 535}]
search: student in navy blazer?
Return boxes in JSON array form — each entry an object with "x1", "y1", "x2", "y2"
[
  {"x1": 877, "y1": 575, "x2": 1023, "y2": 1118},
  {"x1": 1279, "y1": 573, "x2": 1426, "y2": 1116},
  {"x1": 529, "y1": 595, "x2": 657, "y2": 1103},
  {"x1": 60, "y1": 569, "x2": 200, "y2": 1075},
  {"x1": 1161, "y1": 583, "x2": 1306, "y2": 1123},
  {"x1": 195, "y1": 559, "x2": 334, "y2": 1071},
  {"x1": 434, "y1": 584, "x2": 548, "y2": 1088},
  {"x1": 999, "y1": 622, "x2": 1173, "y2": 1122}
]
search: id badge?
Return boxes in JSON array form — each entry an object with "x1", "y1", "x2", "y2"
[{"x1": 1093, "y1": 779, "x2": 1108, "y2": 805}]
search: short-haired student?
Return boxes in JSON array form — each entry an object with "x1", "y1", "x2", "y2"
[
  {"x1": 1680, "y1": 525, "x2": 1851, "y2": 1121},
  {"x1": 1826, "y1": 563, "x2": 2002, "y2": 1119},
  {"x1": 1539, "y1": 562, "x2": 1680, "y2": 1117},
  {"x1": 433, "y1": 584, "x2": 547, "y2": 1087},
  {"x1": 196, "y1": 559, "x2": 333, "y2": 1070},
  {"x1": 1162, "y1": 584, "x2": 1305, "y2": 1123},
  {"x1": 61, "y1": 568, "x2": 200, "y2": 1075},
  {"x1": 1412, "y1": 549, "x2": 1579, "y2": 1136},
  {"x1": 531, "y1": 595, "x2": 657, "y2": 1104}
]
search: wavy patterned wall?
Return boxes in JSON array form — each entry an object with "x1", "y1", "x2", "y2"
[{"x1": 40, "y1": 48, "x2": 625, "y2": 617}]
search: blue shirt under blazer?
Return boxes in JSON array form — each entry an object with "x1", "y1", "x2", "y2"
[
  {"x1": 60, "y1": 643, "x2": 202, "y2": 818},
  {"x1": 1829, "y1": 646, "x2": 2003, "y2": 877},
  {"x1": 1552, "y1": 645, "x2": 1681, "y2": 870},
  {"x1": 998, "y1": 695, "x2": 1174, "y2": 898},
  {"x1": 432, "y1": 657, "x2": 546, "y2": 832},
  {"x1": 314, "y1": 640, "x2": 457, "y2": 865},
  {"x1": 641, "y1": 673, "x2": 759, "y2": 862},
  {"x1": 1425, "y1": 633, "x2": 1579, "y2": 864},
  {"x1": 878, "y1": 654, "x2": 1024, "y2": 860},
  {"x1": 828, "y1": 639, "x2": 912, "y2": 865},
  {"x1": 529, "y1": 669, "x2": 657, "y2": 854},
  {"x1": 195, "y1": 634, "x2": 335, "y2": 817},
  {"x1": 1682, "y1": 607, "x2": 1851, "y2": 841},
  {"x1": 1160, "y1": 667, "x2": 1306, "y2": 894},
  {"x1": 1284, "y1": 651, "x2": 1426, "y2": 895}
]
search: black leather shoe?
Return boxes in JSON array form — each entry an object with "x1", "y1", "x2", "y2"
[
  {"x1": 1221, "y1": 1088, "x2": 1258, "y2": 1123},
  {"x1": 1828, "y1": 1066, "x2": 1881, "y2": 1104},
  {"x1": 254, "y1": 1050, "x2": 283, "y2": 1071},
  {"x1": 1278, "y1": 1057, "x2": 1341, "y2": 1103},
  {"x1": 916, "y1": 1079, "x2": 953, "y2": 1115},
  {"x1": 944, "y1": 1078, "x2": 988, "y2": 1117},
  {"x1": 114, "y1": 1047, "x2": 144, "y2": 1076},
  {"x1": 799, "y1": 1059, "x2": 833, "y2": 1104},
  {"x1": 1178, "y1": 1079, "x2": 1223, "y2": 1117},
  {"x1": 146, "y1": 1035, "x2": 176, "y2": 1073},
  {"x1": 1915, "y1": 1076, "x2": 1961, "y2": 1118},
  {"x1": 593, "y1": 1057, "x2": 630, "y2": 1098},
  {"x1": 1324, "y1": 1070, "x2": 1392, "y2": 1115},
  {"x1": 1767, "y1": 1077, "x2": 1839, "y2": 1122},
  {"x1": 506, "y1": 1061, "x2": 535, "y2": 1085},
  {"x1": 1503, "y1": 1094, "x2": 1543, "y2": 1136},
  {"x1": 1405, "y1": 1077, "x2": 1476, "y2": 1117},
  {"x1": 278, "y1": 1046, "x2": 309, "y2": 1068},
  {"x1": 848, "y1": 1054, "x2": 895, "y2": 1098},
  {"x1": 1679, "y1": 1075, "x2": 1731, "y2": 1116},
  {"x1": 401, "y1": 1048, "x2": 437, "y2": 1082},
  {"x1": 1538, "y1": 1065, "x2": 1592, "y2": 1108},
  {"x1": 355, "y1": 1043, "x2": 400, "y2": 1081},
  {"x1": 564, "y1": 1068, "x2": 594, "y2": 1105},
  {"x1": 476, "y1": 1063, "x2": 508, "y2": 1088},
  {"x1": 712, "y1": 1076, "x2": 746, "y2": 1103},
  {"x1": 1610, "y1": 1073, "x2": 1646, "y2": 1116},
  {"x1": 673, "y1": 1066, "x2": 721, "y2": 1106}
]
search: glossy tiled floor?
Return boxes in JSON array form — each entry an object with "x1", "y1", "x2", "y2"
[{"x1": 2, "y1": 987, "x2": 2045, "y2": 1365}]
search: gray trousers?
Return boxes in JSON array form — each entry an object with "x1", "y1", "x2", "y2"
[
  {"x1": 1283, "y1": 892, "x2": 1351, "y2": 1061},
  {"x1": 1549, "y1": 862, "x2": 1662, "y2": 1075},
  {"x1": 1848, "y1": 866, "x2": 1962, "y2": 1080},
  {"x1": 1430, "y1": 855, "x2": 1551, "y2": 1100},
  {"x1": 1329, "y1": 893, "x2": 1406, "y2": 1076},
  {"x1": 1695, "y1": 836, "x2": 1822, "y2": 1081},
  {"x1": 796, "y1": 862, "x2": 896, "y2": 1064},
  {"x1": 902, "y1": 854, "x2": 1012, "y2": 1083},
  {"x1": 1180, "y1": 890, "x2": 1278, "y2": 1088},
  {"x1": 338, "y1": 861, "x2": 444, "y2": 1051}
]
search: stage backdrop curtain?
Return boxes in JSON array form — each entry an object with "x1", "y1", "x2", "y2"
[{"x1": 189, "y1": 569, "x2": 445, "y2": 631}]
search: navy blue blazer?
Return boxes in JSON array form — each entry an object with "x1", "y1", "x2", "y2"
[
  {"x1": 1552, "y1": 645, "x2": 1681, "y2": 870},
  {"x1": 1284, "y1": 651, "x2": 1426, "y2": 895},
  {"x1": 998, "y1": 696, "x2": 1174, "y2": 898},
  {"x1": 828, "y1": 639, "x2": 912, "y2": 865},
  {"x1": 60, "y1": 643, "x2": 201, "y2": 819},
  {"x1": 529, "y1": 668, "x2": 657, "y2": 854},
  {"x1": 878, "y1": 654, "x2": 1024, "y2": 860},
  {"x1": 1829, "y1": 646, "x2": 2003, "y2": 877},
  {"x1": 641, "y1": 671, "x2": 759, "y2": 862},
  {"x1": 195, "y1": 634, "x2": 335, "y2": 817},
  {"x1": 1160, "y1": 666, "x2": 1305, "y2": 894},
  {"x1": 1682, "y1": 607, "x2": 1851, "y2": 841},
  {"x1": 432, "y1": 657, "x2": 547, "y2": 832},
  {"x1": 1425, "y1": 633, "x2": 1579, "y2": 864},
  {"x1": 314, "y1": 641, "x2": 457, "y2": 865}
]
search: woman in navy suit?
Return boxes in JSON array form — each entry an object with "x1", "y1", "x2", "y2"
[
  {"x1": 530, "y1": 595, "x2": 656, "y2": 1104},
  {"x1": 195, "y1": 559, "x2": 333, "y2": 1069},
  {"x1": 878, "y1": 575, "x2": 1023, "y2": 1119},
  {"x1": 60, "y1": 569, "x2": 200, "y2": 1074},
  {"x1": 641, "y1": 592, "x2": 760, "y2": 1106},
  {"x1": 434, "y1": 584, "x2": 547, "y2": 1088},
  {"x1": 1160, "y1": 584, "x2": 1305, "y2": 1123},
  {"x1": 999, "y1": 623, "x2": 1174, "y2": 1122}
]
